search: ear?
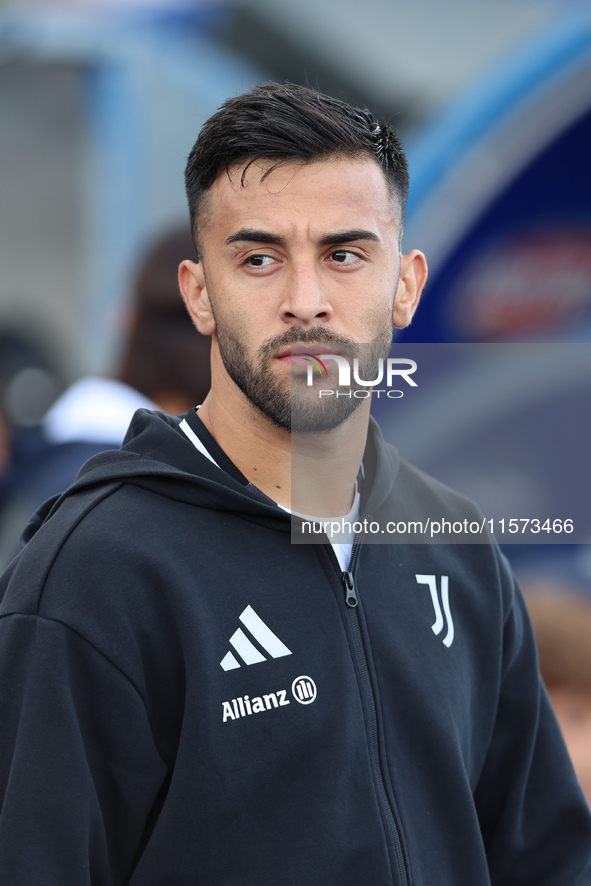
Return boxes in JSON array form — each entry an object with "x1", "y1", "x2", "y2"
[
  {"x1": 392, "y1": 249, "x2": 428, "y2": 329},
  {"x1": 178, "y1": 260, "x2": 216, "y2": 336}
]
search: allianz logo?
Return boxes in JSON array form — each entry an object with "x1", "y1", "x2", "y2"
[{"x1": 222, "y1": 676, "x2": 317, "y2": 723}]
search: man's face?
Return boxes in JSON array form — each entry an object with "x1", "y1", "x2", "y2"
[{"x1": 182, "y1": 155, "x2": 422, "y2": 432}]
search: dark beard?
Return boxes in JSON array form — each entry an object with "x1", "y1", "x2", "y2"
[{"x1": 215, "y1": 321, "x2": 392, "y2": 434}]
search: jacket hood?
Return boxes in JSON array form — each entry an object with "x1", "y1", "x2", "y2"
[{"x1": 23, "y1": 408, "x2": 400, "y2": 544}]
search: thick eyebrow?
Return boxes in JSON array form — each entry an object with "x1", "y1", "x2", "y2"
[
  {"x1": 318, "y1": 229, "x2": 381, "y2": 246},
  {"x1": 225, "y1": 228, "x2": 380, "y2": 247},
  {"x1": 225, "y1": 229, "x2": 286, "y2": 247}
]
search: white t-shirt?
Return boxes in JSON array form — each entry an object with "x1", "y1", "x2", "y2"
[{"x1": 44, "y1": 377, "x2": 157, "y2": 446}]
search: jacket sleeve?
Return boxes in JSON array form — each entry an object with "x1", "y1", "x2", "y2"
[
  {"x1": 475, "y1": 557, "x2": 591, "y2": 884},
  {"x1": 0, "y1": 612, "x2": 168, "y2": 886}
]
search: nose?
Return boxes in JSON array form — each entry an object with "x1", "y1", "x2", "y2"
[{"x1": 278, "y1": 262, "x2": 334, "y2": 326}]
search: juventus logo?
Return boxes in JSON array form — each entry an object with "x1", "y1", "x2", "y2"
[{"x1": 415, "y1": 574, "x2": 454, "y2": 647}]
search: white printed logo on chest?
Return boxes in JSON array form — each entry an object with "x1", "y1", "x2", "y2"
[{"x1": 415, "y1": 574, "x2": 455, "y2": 647}]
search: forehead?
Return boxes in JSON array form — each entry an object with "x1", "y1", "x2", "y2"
[{"x1": 202, "y1": 156, "x2": 399, "y2": 242}]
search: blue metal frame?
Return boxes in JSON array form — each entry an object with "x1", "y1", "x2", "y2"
[
  {"x1": 0, "y1": 7, "x2": 263, "y2": 373},
  {"x1": 406, "y1": 13, "x2": 591, "y2": 218}
]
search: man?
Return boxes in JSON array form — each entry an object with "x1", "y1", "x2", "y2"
[{"x1": 0, "y1": 83, "x2": 589, "y2": 884}]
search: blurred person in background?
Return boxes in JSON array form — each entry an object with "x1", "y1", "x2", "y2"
[
  {"x1": 0, "y1": 330, "x2": 62, "y2": 510},
  {"x1": 41, "y1": 225, "x2": 211, "y2": 462},
  {"x1": 525, "y1": 588, "x2": 591, "y2": 805},
  {"x1": 0, "y1": 226, "x2": 210, "y2": 567}
]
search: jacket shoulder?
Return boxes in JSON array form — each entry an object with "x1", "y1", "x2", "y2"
[
  {"x1": 0, "y1": 481, "x2": 123, "y2": 617},
  {"x1": 396, "y1": 455, "x2": 483, "y2": 518}
]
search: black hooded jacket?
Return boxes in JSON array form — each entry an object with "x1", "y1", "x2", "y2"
[{"x1": 0, "y1": 408, "x2": 590, "y2": 885}]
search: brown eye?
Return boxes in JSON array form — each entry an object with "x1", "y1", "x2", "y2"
[
  {"x1": 332, "y1": 250, "x2": 358, "y2": 263},
  {"x1": 248, "y1": 254, "x2": 275, "y2": 267}
]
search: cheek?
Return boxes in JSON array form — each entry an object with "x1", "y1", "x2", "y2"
[
  {"x1": 207, "y1": 280, "x2": 247, "y2": 331},
  {"x1": 358, "y1": 292, "x2": 397, "y2": 336}
]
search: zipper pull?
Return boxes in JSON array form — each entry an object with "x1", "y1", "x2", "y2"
[{"x1": 343, "y1": 572, "x2": 358, "y2": 608}]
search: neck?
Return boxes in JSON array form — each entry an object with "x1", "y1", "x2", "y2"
[{"x1": 197, "y1": 378, "x2": 369, "y2": 517}]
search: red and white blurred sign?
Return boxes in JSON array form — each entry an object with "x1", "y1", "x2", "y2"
[{"x1": 454, "y1": 229, "x2": 591, "y2": 340}]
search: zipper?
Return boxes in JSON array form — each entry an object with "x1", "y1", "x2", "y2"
[
  {"x1": 329, "y1": 530, "x2": 409, "y2": 886},
  {"x1": 341, "y1": 520, "x2": 363, "y2": 607},
  {"x1": 343, "y1": 571, "x2": 358, "y2": 607}
]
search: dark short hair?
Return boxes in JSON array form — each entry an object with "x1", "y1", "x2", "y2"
[
  {"x1": 119, "y1": 227, "x2": 211, "y2": 407},
  {"x1": 184, "y1": 83, "x2": 409, "y2": 256}
]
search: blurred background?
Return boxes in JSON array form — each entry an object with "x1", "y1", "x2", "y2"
[{"x1": 0, "y1": 2, "x2": 590, "y2": 574}]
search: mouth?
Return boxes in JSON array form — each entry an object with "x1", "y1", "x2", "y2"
[{"x1": 274, "y1": 344, "x2": 346, "y2": 367}]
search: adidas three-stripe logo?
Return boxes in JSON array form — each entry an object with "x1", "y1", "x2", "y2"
[{"x1": 220, "y1": 606, "x2": 292, "y2": 671}]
